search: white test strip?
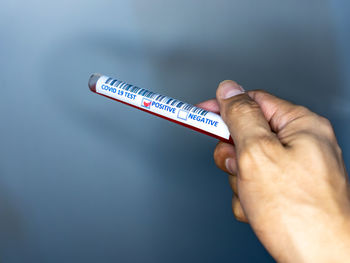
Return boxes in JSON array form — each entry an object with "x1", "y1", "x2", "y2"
[{"x1": 88, "y1": 73, "x2": 232, "y2": 143}]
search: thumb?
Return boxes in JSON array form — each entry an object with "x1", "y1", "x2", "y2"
[{"x1": 216, "y1": 81, "x2": 281, "y2": 153}]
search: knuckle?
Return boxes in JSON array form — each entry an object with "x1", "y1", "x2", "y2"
[
  {"x1": 232, "y1": 199, "x2": 246, "y2": 222},
  {"x1": 318, "y1": 116, "x2": 336, "y2": 139},
  {"x1": 336, "y1": 144, "x2": 343, "y2": 156},
  {"x1": 284, "y1": 105, "x2": 312, "y2": 123},
  {"x1": 238, "y1": 135, "x2": 278, "y2": 167},
  {"x1": 319, "y1": 116, "x2": 331, "y2": 127},
  {"x1": 237, "y1": 144, "x2": 259, "y2": 169},
  {"x1": 225, "y1": 98, "x2": 260, "y2": 117},
  {"x1": 294, "y1": 105, "x2": 311, "y2": 116},
  {"x1": 237, "y1": 149, "x2": 254, "y2": 170},
  {"x1": 294, "y1": 133, "x2": 320, "y2": 150},
  {"x1": 293, "y1": 133, "x2": 337, "y2": 171},
  {"x1": 253, "y1": 89, "x2": 265, "y2": 93},
  {"x1": 254, "y1": 134, "x2": 277, "y2": 148}
]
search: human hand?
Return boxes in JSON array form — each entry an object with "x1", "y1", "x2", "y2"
[{"x1": 197, "y1": 81, "x2": 350, "y2": 263}]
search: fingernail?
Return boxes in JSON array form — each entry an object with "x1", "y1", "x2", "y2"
[
  {"x1": 219, "y1": 80, "x2": 245, "y2": 99},
  {"x1": 225, "y1": 158, "x2": 235, "y2": 174}
]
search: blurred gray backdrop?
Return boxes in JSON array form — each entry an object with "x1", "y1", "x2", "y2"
[{"x1": 0, "y1": 0, "x2": 349, "y2": 262}]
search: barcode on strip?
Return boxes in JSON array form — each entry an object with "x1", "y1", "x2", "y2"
[{"x1": 105, "y1": 77, "x2": 209, "y2": 116}]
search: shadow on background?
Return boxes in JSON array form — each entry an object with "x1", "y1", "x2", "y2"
[{"x1": 0, "y1": 180, "x2": 27, "y2": 262}]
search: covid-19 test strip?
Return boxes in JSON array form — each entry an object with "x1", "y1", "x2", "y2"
[{"x1": 88, "y1": 74, "x2": 232, "y2": 144}]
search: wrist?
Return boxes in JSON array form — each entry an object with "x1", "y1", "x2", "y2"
[{"x1": 280, "y1": 207, "x2": 350, "y2": 263}]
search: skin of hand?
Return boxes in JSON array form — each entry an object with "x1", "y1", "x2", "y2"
[{"x1": 197, "y1": 81, "x2": 350, "y2": 263}]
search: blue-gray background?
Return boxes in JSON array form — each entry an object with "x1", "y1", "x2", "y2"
[{"x1": 0, "y1": 0, "x2": 349, "y2": 262}]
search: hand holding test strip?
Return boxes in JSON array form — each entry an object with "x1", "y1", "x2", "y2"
[{"x1": 89, "y1": 74, "x2": 350, "y2": 263}]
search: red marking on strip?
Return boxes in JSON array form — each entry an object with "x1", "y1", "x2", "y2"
[{"x1": 143, "y1": 101, "x2": 151, "y2": 107}]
